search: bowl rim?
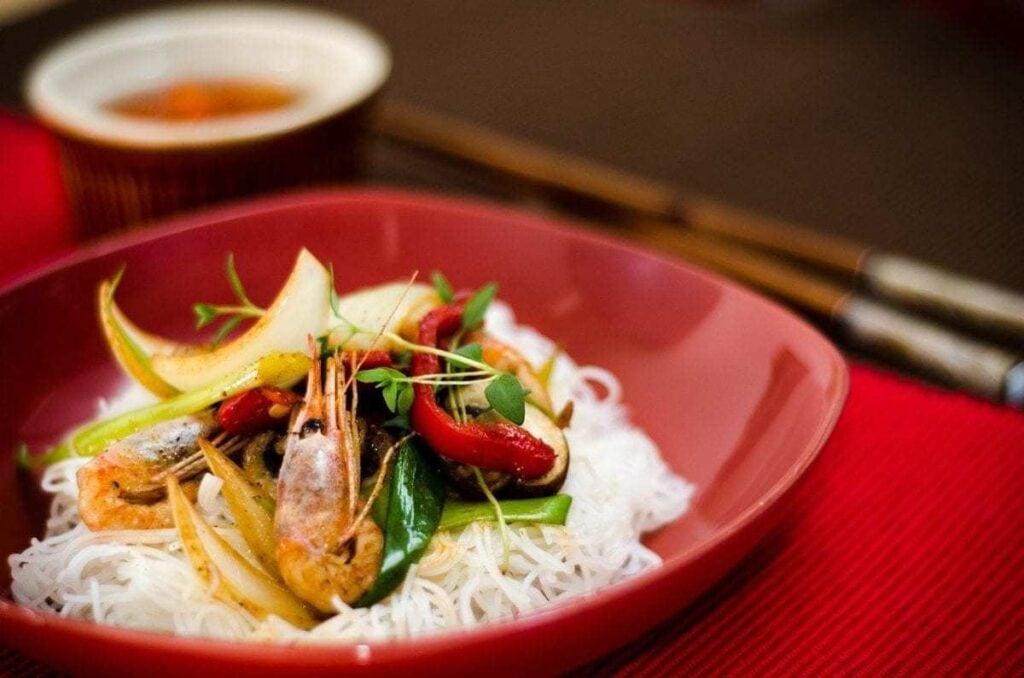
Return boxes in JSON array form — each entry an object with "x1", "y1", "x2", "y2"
[
  {"x1": 0, "y1": 187, "x2": 848, "y2": 667},
  {"x1": 24, "y1": 4, "x2": 392, "y2": 150}
]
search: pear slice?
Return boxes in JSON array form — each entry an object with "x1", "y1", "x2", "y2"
[
  {"x1": 327, "y1": 281, "x2": 440, "y2": 351},
  {"x1": 150, "y1": 249, "x2": 330, "y2": 392}
]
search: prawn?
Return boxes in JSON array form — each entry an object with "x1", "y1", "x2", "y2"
[
  {"x1": 76, "y1": 412, "x2": 239, "y2": 531},
  {"x1": 275, "y1": 353, "x2": 384, "y2": 612}
]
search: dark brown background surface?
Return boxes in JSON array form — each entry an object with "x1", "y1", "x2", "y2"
[{"x1": 2, "y1": 0, "x2": 1022, "y2": 291}]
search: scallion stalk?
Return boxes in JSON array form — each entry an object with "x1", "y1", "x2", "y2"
[{"x1": 18, "y1": 351, "x2": 310, "y2": 469}]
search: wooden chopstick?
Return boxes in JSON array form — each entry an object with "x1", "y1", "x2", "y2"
[
  {"x1": 371, "y1": 101, "x2": 1024, "y2": 406},
  {"x1": 373, "y1": 101, "x2": 1024, "y2": 337},
  {"x1": 629, "y1": 222, "x2": 1023, "y2": 408}
]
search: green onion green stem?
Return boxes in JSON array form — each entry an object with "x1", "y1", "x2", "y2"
[
  {"x1": 18, "y1": 351, "x2": 310, "y2": 469},
  {"x1": 438, "y1": 495, "x2": 573, "y2": 532}
]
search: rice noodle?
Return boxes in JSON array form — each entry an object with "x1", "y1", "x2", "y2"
[{"x1": 9, "y1": 302, "x2": 694, "y2": 641}]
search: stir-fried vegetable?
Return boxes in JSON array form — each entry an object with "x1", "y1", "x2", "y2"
[
  {"x1": 150, "y1": 249, "x2": 329, "y2": 391},
  {"x1": 409, "y1": 304, "x2": 557, "y2": 479},
  {"x1": 199, "y1": 438, "x2": 278, "y2": 576},
  {"x1": 216, "y1": 386, "x2": 300, "y2": 435},
  {"x1": 166, "y1": 476, "x2": 316, "y2": 628},
  {"x1": 19, "y1": 351, "x2": 309, "y2": 468},
  {"x1": 98, "y1": 268, "x2": 180, "y2": 398},
  {"x1": 357, "y1": 438, "x2": 445, "y2": 607},
  {"x1": 30, "y1": 256, "x2": 582, "y2": 619},
  {"x1": 438, "y1": 495, "x2": 573, "y2": 531},
  {"x1": 326, "y1": 281, "x2": 440, "y2": 352}
]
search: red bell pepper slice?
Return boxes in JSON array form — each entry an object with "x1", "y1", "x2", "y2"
[
  {"x1": 348, "y1": 350, "x2": 394, "y2": 370},
  {"x1": 409, "y1": 304, "x2": 556, "y2": 479},
  {"x1": 217, "y1": 386, "x2": 301, "y2": 435}
]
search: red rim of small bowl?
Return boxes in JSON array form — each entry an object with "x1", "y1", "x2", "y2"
[{"x1": 0, "y1": 187, "x2": 849, "y2": 666}]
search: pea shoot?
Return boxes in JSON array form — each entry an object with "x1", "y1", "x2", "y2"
[
  {"x1": 431, "y1": 270, "x2": 454, "y2": 303},
  {"x1": 334, "y1": 277, "x2": 531, "y2": 425},
  {"x1": 193, "y1": 253, "x2": 266, "y2": 346}
]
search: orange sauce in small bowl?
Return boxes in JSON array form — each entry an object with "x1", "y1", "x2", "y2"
[{"x1": 105, "y1": 80, "x2": 299, "y2": 121}]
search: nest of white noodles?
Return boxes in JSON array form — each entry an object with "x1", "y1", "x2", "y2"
[{"x1": 9, "y1": 303, "x2": 695, "y2": 642}]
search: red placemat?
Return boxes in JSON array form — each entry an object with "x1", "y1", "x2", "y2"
[
  {"x1": 1, "y1": 112, "x2": 1021, "y2": 677},
  {"x1": 575, "y1": 365, "x2": 1024, "y2": 676}
]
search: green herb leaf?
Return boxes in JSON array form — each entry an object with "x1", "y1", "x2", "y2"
[
  {"x1": 448, "y1": 342, "x2": 483, "y2": 373},
  {"x1": 382, "y1": 380, "x2": 399, "y2": 412},
  {"x1": 193, "y1": 303, "x2": 219, "y2": 329},
  {"x1": 396, "y1": 382, "x2": 415, "y2": 414},
  {"x1": 383, "y1": 413, "x2": 411, "y2": 432},
  {"x1": 369, "y1": 470, "x2": 391, "y2": 528},
  {"x1": 225, "y1": 252, "x2": 255, "y2": 308},
  {"x1": 431, "y1": 270, "x2": 454, "y2": 303},
  {"x1": 484, "y1": 373, "x2": 530, "y2": 425},
  {"x1": 356, "y1": 367, "x2": 406, "y2": 384},
  {"x1": 211, "y1": 315, "x2": 244, "y2": 347},
  {"x1": 461, "y1": 282, "x2": 498, "y2": 330}
]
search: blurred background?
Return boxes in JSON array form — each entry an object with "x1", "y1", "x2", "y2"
[{"x1": 1, "y1": 0, "x2": 1022, "y2": 384}]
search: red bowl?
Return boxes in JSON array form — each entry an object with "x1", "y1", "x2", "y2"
[{"x1": 0, "y1": 189, "x2": 847, "y2": 676}]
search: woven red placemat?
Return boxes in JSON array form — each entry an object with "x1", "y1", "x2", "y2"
[{"x1": 573, "y1": 363, "x2": 1024, "y2": 676}]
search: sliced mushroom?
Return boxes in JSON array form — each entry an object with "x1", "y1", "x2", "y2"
[
  {"x1": 506, "y1": 403, "x2": 570, "y2": 497},
  {"x1": 439, "y1": 380, "x2": 570, "y2": 498},
  {"x1": 438, "y1": 458, "x2": 512, "y2": 499},
  {"x1": 361, "y1": 423, "x2": 395, "y2": 478}
]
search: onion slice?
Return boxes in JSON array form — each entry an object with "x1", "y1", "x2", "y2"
[
  {"x1": 146, "y1": 249, "x2": 331, "y2": 392},
  {"x1": 167, "y1": 476, "x2": 316, "y2": 629},
  {"x1": 97, "y1": 271, "x2": 183, "y2": 397},
  {"x1": 328, "y1": 281, "x2": 439, "y2": 351},
  {"x1": 198, "y1": 438, "x2": 278, "y2": 577}
]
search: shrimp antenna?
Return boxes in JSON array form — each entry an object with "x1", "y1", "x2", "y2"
[{"x1": 338, "y1": 432, "x2": 413, "y2": 544}]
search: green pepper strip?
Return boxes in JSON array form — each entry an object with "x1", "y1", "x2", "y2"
[
  {"x1": 17, "y1": 351, "x2": 310, "y2": 469},
  {"x1": 357, "y1": 439, "x2": 446, "y2": 607},
  {"x1": 438, "y1": 495, "x2": 572, "y2": 532},
  {"x1": 371, "y1": 487, "x2": 572, "y2": 533}
]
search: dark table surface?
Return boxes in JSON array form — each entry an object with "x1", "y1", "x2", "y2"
[{"x1": 3, "y1": 0, "x2": 1023, "y2": 293}]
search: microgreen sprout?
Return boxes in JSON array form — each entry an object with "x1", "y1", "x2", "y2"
[
  {"x1": 445, "y1": 331, "x2": 471, "y2": 423},
  {"x1": 356, "y1": 368, "x2": 415, "y2": 416},
  {"x1": 193, "y1": 253, "x2": 266, "y2": 346},
  {"x1": 431, "y1": 270, "x2": 454, "y2": 303},
  {"x1": 329, "y1": 274, "x2": 529, "y2": 423},
  {"x1": 450, "y1": 343, "x2": 483, "y2": 373},
  {"x1": 473, "y1": 466, "x2": 511, "y2": 571},
  {"x1": 461, "y1": 282, "x2": 497, "y2": 330},
  {"x1": 485, "y1": 374, "x2": 531, "y2": 425}
]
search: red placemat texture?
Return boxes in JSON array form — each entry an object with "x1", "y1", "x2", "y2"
[{"x1": 1, "y1": 113, "x2": 1022, "y2": 676}]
